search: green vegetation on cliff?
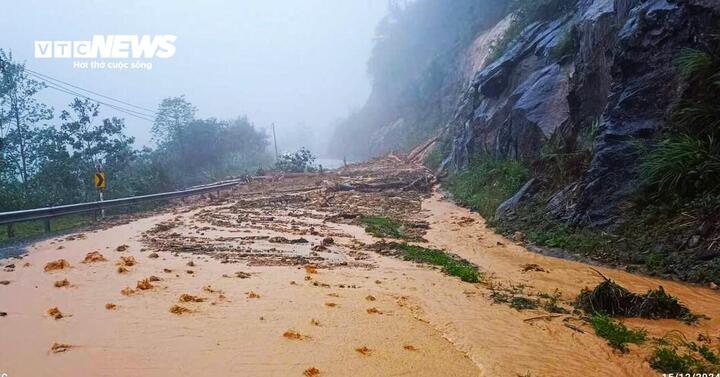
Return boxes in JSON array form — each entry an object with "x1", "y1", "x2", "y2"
[
  {"x1": 445, "y1": 156, "x2": 528, "y2": 220},
  {"x1": 488, "y1": 0, "x2": 579, "y2": 63}
]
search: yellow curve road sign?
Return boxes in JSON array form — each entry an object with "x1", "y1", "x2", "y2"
[{"x1": 94, "y1": 172, "x2": 106, "y2": 189}]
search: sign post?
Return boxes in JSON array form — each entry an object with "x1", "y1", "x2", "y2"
[{"x1": 94, "y1": 167, "x2": 106, "y2": 219}]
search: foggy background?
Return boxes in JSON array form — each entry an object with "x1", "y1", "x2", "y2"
[{"x1": 0, "y1": 0, "x2": 388, "y2": 155}]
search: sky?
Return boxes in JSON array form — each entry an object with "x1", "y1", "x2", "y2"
[{"x1": 0, "y1": 0, "x2": 388, "y2": 155}]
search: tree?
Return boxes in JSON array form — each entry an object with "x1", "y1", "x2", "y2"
[
  {"x1": 152, "y1": 95, "x2": 196, "y2": 145},
  {"x1": 155, "y1": 116, "x2": 269, "y2": 186},
  {"x1": 0, "y1": 49, "x2": 53, "y2": 186},
  {"x1": 60, "y1": 98, "x2": 135, "y2": 200},
  {"x1": 0, "y1": 82, "x2": 268, "y2": 212},
  {"x1": 276, "y1": 147, "x2": 316, "y2": 173}
]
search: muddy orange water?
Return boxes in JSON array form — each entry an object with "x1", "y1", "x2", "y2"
[{"x1": 0, "y1": 191, "x2": 718, "y2": 376}]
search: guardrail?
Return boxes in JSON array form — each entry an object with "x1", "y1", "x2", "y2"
[{"x1": 0, "y1": 177, "x2": 249, "y2": 235}]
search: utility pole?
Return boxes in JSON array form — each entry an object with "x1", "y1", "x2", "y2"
[{"x1": 271, "y1": 122, "x2": 278, "y2": 161}]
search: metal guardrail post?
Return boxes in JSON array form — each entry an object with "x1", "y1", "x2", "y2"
[
  {"x1": 7, "y1": 224, "x2": 15, "y2": 239},
  {"x1": 43, "y1": 218, "x2": 51, "y2": 233}
]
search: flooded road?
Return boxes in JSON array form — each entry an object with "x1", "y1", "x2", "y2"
[{"x1": 0, "y1": 157, "x2": 718, "y2": 376}]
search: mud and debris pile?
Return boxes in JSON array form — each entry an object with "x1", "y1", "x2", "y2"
[
  {"x1": 140, "y1": 156, "x2": 433, "y2": 269},
  {"x1": 576, "y1": 278, "x2": 693, "y2": 321}
]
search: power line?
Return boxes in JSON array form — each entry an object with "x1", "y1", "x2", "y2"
[
  {"x1": 27, "y1": 71, "x2": 157, "y2": 119},
  {"x1": 44, "y1": 83, "x2": 156, "y2": 122},
  {"x1": 1, "y1": 57, "x2": 158, "y2": 123},
  {"x1": 25, "y1": 68, "x2": 157, "y2": 115},
  {"x1": 43, "y1": 83, "x2": 156, "y2": 122},
  {"x1": 31, "y1": 75, "x2": 157, "y2": 122}
]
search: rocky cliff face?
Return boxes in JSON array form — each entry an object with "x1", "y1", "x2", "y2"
[{"x1": 442, "y1": 0, "x2": 720, "y2": 228}]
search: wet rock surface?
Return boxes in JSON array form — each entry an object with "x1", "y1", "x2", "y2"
[{"x1": 443, "y1": 0, "x2": 720, "y2": 227}]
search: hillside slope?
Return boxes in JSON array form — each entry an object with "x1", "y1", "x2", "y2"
[{"x1": 333, "y1": 0, "x2": 720, "y2": 284}]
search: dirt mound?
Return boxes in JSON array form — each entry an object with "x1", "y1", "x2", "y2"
[
  {"x1": 136, "y1": 279, "x2": 154, "y2": 290},
  {"x1": 54, "y1": 279, "x2": 70, "y2": 288},
  {"x1": 116, "y1": 244, "x2": 129, "y2": 252},
  {"x1": 121, "y1": 287, "x2": 136, "y2": 296},
  {"x1": 179, "y1": 294, "x2": 206, "y2": 303},
  {"x1": 81, "y1": 251, "x2": 107, "y2": 263},
  {"x1": 576, "y1": 278, "x2": 693, "y2": 320},
  {"x1": 169, "y1": 305, "x2": 191, "y2": 315},
  {"x1": 117, "y1": 256, "x2": 136, "y2": 267},
  {"x1": 44, "y1": 259, "x2": 70, "y2": 272},
  {"x1": 47, "y1": 307, "x2": 63, "y2": 319},
  {"x1": 304, "y1": 265, "x2": 318, "y2": 274},
  {"x1": 105, "y1": 303, "x2": 117, "y2": 310},
  {"x1": 303, "y1": 367, "x2": 320, "y2": 377}
]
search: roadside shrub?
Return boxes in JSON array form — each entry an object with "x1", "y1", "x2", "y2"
[{"x1": 275, "y1": 147, "x2": 316, "y2": 173}]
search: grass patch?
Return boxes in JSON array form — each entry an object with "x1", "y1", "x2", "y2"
[
  {"x1": 491, "y1": 189, "x2": 720, "y2": 285},
  {"x1": 490, "y1": 290, "x2": 511, "y2": 304},
  {"x1": 0, "y1": 214, "x2": 93, "y2": 244},
  {"x1": 386, "y1": 242, "x2": 481, "y2": 283},
  {"x1": 651, "y1": 347, "x2": 700, "y2": 373},
  {"x1": 697, "y1": 344, "x2": 720, "y2": 364},
  {"x1": 445, "y1": 155, "x2": 528, "y2": 220},
  {"x1": 541, "y1": 289, "x2": 570, "y2": 313},
  {"x1": 359, "y1": 216, "x2": 422, "y2": 241},
  {"x1": 650, "y1": 347, "x2": 720, "y2": 374},
  {"x1": 526, "y1": 223, "x2": 606, "y2": 253},
  {"x1": 639, "y1": 133, "x2": 720, "y2": 197},
  {"x1": 510, "y1": 296, "x2": 538, "y2": 311},
  {"x1": 590, "y1": 313, "x2": 647, "y2": 352}
]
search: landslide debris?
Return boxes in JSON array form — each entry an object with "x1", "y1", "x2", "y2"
[
  {"x1": 139, "y1": 156, "x2": 432, "y2": 270},
  {"x1": 576, "y1": 277, "x2": 695, "y2": 321}
]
